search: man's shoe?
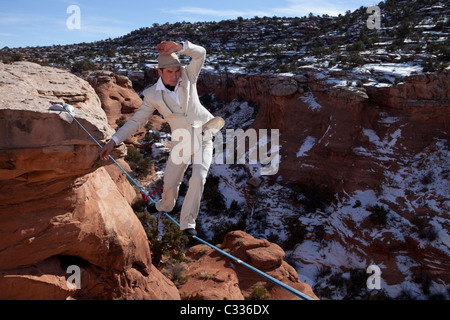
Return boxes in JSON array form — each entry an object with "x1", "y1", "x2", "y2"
[
  {"x1": 183, "y1": 228, "x2": 197, "y2": 237},
  {"x1": 147, "y1": 203, "x2": 158, "y2": 214}
]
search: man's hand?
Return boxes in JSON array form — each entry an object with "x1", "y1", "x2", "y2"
[
  {"x1": 156, "y1": 41, "x2": 183, "y2": 55},
  {"x1": 100, "y1": 140, "x2": 116, "y2": 161}
]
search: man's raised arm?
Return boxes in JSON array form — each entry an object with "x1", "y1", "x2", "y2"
[{"x1": 183, "y1": 41, "x2": 206, "y2": 83}]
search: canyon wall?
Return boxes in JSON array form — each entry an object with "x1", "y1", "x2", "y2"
[
  {"x1": 197, "y1": 68, "x2": 449, "y2": 298},
  {"x1": 0, "y1": 62, "x2": 317, "y2": 300},
  {"x1": 0, "y1": 62, "x2": 179, "y2": 299},
  {"x1": 197, "y1": 69, "x2": 449, "y2": 194}
]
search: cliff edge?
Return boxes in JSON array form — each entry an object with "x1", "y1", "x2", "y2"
[{"x1": 0, "y1": 62, "x2": 179, "y2": 300}]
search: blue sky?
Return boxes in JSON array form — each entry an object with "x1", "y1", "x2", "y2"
[{"x1": 1, "y1": 0, "x2": 380, "y2": 48}]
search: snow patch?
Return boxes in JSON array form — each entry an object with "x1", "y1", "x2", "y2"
[
  {"x1": 362, "y1": 128, "x2": 402, "y2": 154},
  {"x1": 300, "y1": 91, "x2": 322, "y2": 111},
  {"x1": 297, "y1": 136, "x2": 317, "y2": 157},
  {"x1": 357, "y1": 62, "x2": 423, "y2": 78}
]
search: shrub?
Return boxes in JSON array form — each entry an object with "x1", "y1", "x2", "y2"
[
  {"x1": 420, "y1": 171, "x2": 434, "y2": 185},
  {"x1": 199, "y1": 272, "x2": 211, "y2": 281},
  {"x1": 346, "y1": 268, "x2": 369, "y2": 299},
  {"x1": 203, "y1": 175, "x2": 226, "y2": 214},
  {"x1": 160, "y1": 122, "x2": 171, "y2": 133},
  {"x1": 142, "y1": 216, "x2": 188, "y2": 268},
  {"x1": 228, "y1": 200, "x2": 240, "y2": 218},
  {"x1": 346, "y1": 41, "x2": 365, "y2": 52},
  {"x1": 211, "y1": 217, "x2": 247, "y2": 245},
  {"x1": 352, "y1": 200, "x2": 362, "y2": 208},
  {"x1": 247, "y1": 287, "x2": 270, "y2": 300},
  {"x1": 144, "y1": 121, "x2": 153, "y2": 131},
  {"x1": 410, "y1": 215, "x2": 426, "y2": 230},
  {"x1": 71, "y1": 59, "x2": 97, "y2": 73},
  {"x1": 283, "y1": 217, "x2": 307, "y2": 250},
  {"x1": 419, "y1": 226, "x2": 438, "y2": 241},
  {"x1": 413, "y1": 271, "x2": 432, "y2": 295},
  {"x1": 348, "y1": 52, "x2": 364, "y2": 67},
  {"x1": 125, "y1": 146, "x2": 142, "y2": 164},
  {"x1": 315, "y1": 266, "x2": 332, "y2": 281},
  {"x1": 161, "y1": 260, "x2": 188, "y2": 288},
  {"x1": 421, "y1": 57, "x2": 448, "y2": 72},
  {"x1": 125, "y1": 146, "x2": 153, "y2": 177},
  {"x1": 131, "y1": 197, "x2": 147, "y2": 212},
  {"x1": 115, "y1": 116, "x2": 126, "y2": 129},
  {"x1": 290, "y1": 179, "x2": 332, "y2": 213},
  {"x1": 397, "y1": 19, "x2": 412, "y2": 39},
  {"x1": 367, "y1": 205, "x2": 389, "y2": 226},
  {"x1": 0, "y1": 53, "x2": 23, "y2": 64},
  {"x1": 410, "y1": 215, "x2": 437, "y2": 241},
  {"x1": 144, "y1": 131, "x2": 160, "y2": 143}
]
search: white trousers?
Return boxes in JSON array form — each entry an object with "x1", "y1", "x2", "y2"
[{"x1": 155, "y1": 139, "x2": 213, "y2": 230}]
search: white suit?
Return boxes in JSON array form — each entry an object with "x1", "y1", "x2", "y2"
[{"x1": 112, "y1": 41, "x2": 214, "y2": 230}]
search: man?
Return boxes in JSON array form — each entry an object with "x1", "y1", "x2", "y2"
[{"x1": 100, "y1": 40, "x2": 223, "y2": 237}]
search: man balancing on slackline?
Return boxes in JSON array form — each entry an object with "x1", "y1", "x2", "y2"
[{"x1": 100, "y1": 40, "x2": 224, "y2": 237}]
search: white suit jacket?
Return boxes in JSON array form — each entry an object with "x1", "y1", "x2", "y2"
[{"x1": 112, "y1": 41, "x2": 214, "y2": 145}]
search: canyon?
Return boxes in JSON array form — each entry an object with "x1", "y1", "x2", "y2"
[
  {"x1": 195, "y1": 67, "x2": 449, "y2": 299},
  {"x1": 84, "y1": 62, "x2": 449, "y2": 299},
  {"x1": 0, "y1": 61, "x2": 318, "y2": 300},
  {"x1": 0, "y1": 58, "x2": 448, "y2": 299}
]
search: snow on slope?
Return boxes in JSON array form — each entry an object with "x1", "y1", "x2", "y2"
[
  {"x1": 195, "y1": 97, "x2": 449, "y2": 299},
  {"x1": 145, "y1": 90, "x2": 449, "y2": 299}
]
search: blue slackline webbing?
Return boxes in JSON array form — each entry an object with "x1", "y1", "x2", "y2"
[{"x1": 61, "y1": 104, "x2": 314, "y2": 301}]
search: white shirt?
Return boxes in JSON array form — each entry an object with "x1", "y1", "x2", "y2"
[{"x1": 156, "y1": 76, "x2": 182, "y2": 105}]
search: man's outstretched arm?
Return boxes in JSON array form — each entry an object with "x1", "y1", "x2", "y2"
[
  {"x1": 100, "y1": 95, "x2": 156, "y2": 161},
  {"x1": 100, "y1": 139, "x2": 116, "y2": 161}
]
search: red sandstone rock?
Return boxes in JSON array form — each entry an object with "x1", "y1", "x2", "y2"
[
  {"x1": 198, "y1": 69, "x2": 449, "y2": 194},
  {"x1": 179, "y1": 245, "x2": 244, "y2": 300},
  {"x1": 0, "y1": 62, "x2": 179, "y2": 300},
  {"x1": 86, "y1": 70, "x2": 142, "y2": 127},
  {"x1": 197, "y1": 69, "x2": 449, "y2": 296},
  {"x1": 179, "y1": 231, "x2": 318, "y2": 300}
]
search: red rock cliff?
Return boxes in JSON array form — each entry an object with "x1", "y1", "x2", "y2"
[
  {"x1": 198, "y1": 69, "x2": 449, "y2": 298},
  {"x1": 198, "y1": 69, "x2": 449, "y2": 194},
  {"x1": 0, "y1": 62, "x2": 180, "y2": 300}
]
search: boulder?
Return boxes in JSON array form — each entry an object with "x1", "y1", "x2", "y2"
[
  {"x1": 179, "y1": 245, "x2": 244, "y2": 300},
  {"x1": 179, "y1": 231, "x2": 318, "y2": 300},
  {"x1": 269, "y1": 78, "x2": 299, "y2": 97},
  {"x1": 0, "y1": 62, "x2": 179, "y2": 300},
  {"x1": 85, "y1": 70, "x2": 143, "y2": 126}
]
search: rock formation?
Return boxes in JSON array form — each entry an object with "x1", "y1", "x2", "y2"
[
  {"x1": 0, "y1": 62, "x2": 317, "y2": 301},
  {"x1": 197, "y1": 69, "x2": 449, "y2": 193},
  {"x1": 85, "y1": 70, "x2": 166, "y2": 147},
  {"x1": 197, "y1": 69, "x2": 449, "y2": 298},
  {"x1": 85, "y1": 70, "x2": 142, "y2": 127},
  {"x1": 0, "y1": 62, "x2": 179, "y2": 300},
  {"x1": 179, "y1": 231, "x2": 318, "y2": 300}
]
